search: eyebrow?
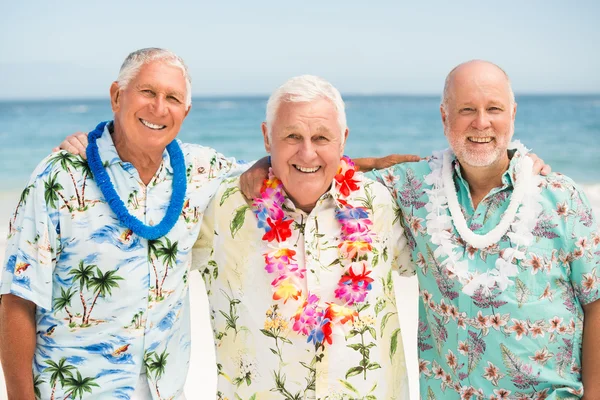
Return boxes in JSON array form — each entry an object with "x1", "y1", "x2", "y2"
[
  {"x1": 315, "y1": 126, "x2": 333, "y2": 135},
  {"x1": 136, "y1": 84, "x2": 185, "y2": 99}
]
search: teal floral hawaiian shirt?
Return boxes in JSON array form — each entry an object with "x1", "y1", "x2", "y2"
[
  {"x1": 1, "y1": 122, "x2": 245, "y2": 399},
  {"x1": 368, "y1": 150, "x2": 600, "y2": 399}
]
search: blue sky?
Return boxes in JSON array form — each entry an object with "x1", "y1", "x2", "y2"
[{"x1": 1, "y1": 0, "x2": 598, "y2": 99}]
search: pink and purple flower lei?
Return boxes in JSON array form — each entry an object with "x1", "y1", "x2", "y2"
[{"x1": 252, "y1": 156, "x2": 377, "y2": 347}]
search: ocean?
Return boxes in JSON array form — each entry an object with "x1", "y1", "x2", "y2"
[{"x1": 0, "y1": 94, "x2": 599, "y2": 212}]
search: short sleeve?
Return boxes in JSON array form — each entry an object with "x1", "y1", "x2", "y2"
[
  {"x1": 191, "y1": 191, "x2": 218, "y2": 273},
  {"x1": 212, "y1": 151, "x2": 253, "y2": 180},
  {"x1": 1, "y1": 163, "x2": 59, "y2": 310},
  {"x1": 390, "y1": 205, "x2": 416, "y2": 278},
  {"x1": 568, "y1": 187, "x2": 600, "y2": 306}
]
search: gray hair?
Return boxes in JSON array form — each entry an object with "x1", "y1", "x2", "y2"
[
  {"x1": 265, "y1": 75, "x2": 347, "y2": 142},
  {"x1": 116, "y1": 48, "x2": 192, "y2": 107},
  {"x1": 441, "y1": 60, "x2": 515, "y2": 112}
]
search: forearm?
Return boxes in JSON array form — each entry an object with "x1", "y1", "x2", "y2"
[
  {"x1": 582, "y1": 299, "x2": 600, "y2": 398},
  {"x1": 0, "y1": 294, "x2": 37, "y2": 400},
  {"x1": 353, "y1": 157, "x2": 378, "y2": 172}
]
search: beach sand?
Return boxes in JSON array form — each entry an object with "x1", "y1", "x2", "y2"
[{"x1": 0, "y1": 185, "x2": 599, "y2": 400}]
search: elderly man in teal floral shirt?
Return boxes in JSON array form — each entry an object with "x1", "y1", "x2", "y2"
[{"x1": 363, "y1": 60, "x2": 600, "y2": 399}]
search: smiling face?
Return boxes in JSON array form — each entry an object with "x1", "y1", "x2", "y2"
[
  {"x1": 110, "y1": 60, "x2": 190, "y2": 154},
  {"x1": 441, "y1": 61, "x2": 516, "y2": 168},
  {"x1": 262, "y1": 98, "x2": 348, "y2": 213}
]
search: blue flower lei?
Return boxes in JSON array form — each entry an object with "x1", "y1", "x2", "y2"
[{"x1": 86, "y1": 121, "x2": 187, "y2": 240}]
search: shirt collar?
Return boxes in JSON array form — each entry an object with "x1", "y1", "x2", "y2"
[
  {"x1": 97, "y1": 121, "x2": 174, "y2": 174},
  {"x1": 452, "y1": 148, "x2": 519, "y2": 190},
  {"x1": 281, "y1": 180, "x2": 337, "y2": 214}
]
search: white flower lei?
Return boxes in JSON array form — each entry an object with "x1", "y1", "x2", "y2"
[{"x1": 424, "y1": 141, "x2": 544, "y2": 296}]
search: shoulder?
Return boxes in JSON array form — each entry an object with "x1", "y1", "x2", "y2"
[
  {"x1": 539, "y1": 172, "x2": 588, "y2": 204},
  {"x1": 179, "y1": 141, "x2": 220, "y2": 161}
]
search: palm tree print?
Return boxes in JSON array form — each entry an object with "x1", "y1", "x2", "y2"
[
  {"x1": 44, "y1": 357, "x2": 76, "y2": 400},
  {"x1": 53, "y1": 287, "x2": 76, "y2": 325},
  {"x1": 63, "y1": 371, "x2": 99, "y2": 399},
  {"x1": 84, "y1": 268, "x2": 124, "y2": 325},
  {"x1": 9, "y1": 183, "x2": 34, "y2": 235},
  {"x1": 145, "y1": 350, "x2": 169, "y2": 400},
  {"x1": 68, "y1": 261, "x2": 96, "y2": 325},
  {"x1": 49, "y1": 152, "x2": 83, "y2": 208},
  {"x1": 44, "y1": 172, "x2": 72, "y2": 212},
  {"x1": 71, "y1": 158, "x2": 92, "y2": 210},
  {"x1": 33, "y1": 374, "x2": 45, "y2": 399},
  {"x1": 148, "y1": 238, "x2": 179, "y2": 300}
]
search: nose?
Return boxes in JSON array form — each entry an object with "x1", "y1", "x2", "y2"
[
  {"x1": 472, "y1": 110, "x2": 491, "y2": 130},
  {"x1": 150, "y1": 95, "x2": 168, "y2": 116},
  {"x1": 298, "y1": 138, "x2": 317, "y2": 159}
]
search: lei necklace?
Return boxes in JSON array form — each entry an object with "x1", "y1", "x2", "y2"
[
  {"x1": 252, "y1": 156, "x2": 377, "y2": 347},
  {"x1": 87, "y1": 121, "x2": 187, "y2": 240},
  {"x1": 424, "y1": 141, "x2": 543, "y2": 296}
]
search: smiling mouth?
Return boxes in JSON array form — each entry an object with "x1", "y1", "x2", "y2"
[
  {"x1": 293, "y1": 165, "x2": 321, "y2": 173},
  {"x1": 468, "y1": 137, "x2": 493, "y2": 144},
  {"x1": 140, "y1": 118, "x2": 166, "y2": 130}
]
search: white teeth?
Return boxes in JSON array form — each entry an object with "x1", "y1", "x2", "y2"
[
  {"x1": 140, "y1": 119, "x2": 166, "y2": 130},
  {"x1": 468, "y1": 137, "x2": 493, "y2": 143},
  {"x1": 294, "y1": 165, "x2": 320, "y2": 173}
]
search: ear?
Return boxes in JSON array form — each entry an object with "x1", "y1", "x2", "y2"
[
  {"x1": 261, "y1": 122, "x2": 271, "y2": 153},
  {"x1": 184, "y1": 104, "x2": 192, "y2": 119},
  {"x1": 110, "y1": 82, "x2": 121, "y2": 113},
  {"x1": 511, "y1": 102, "x2": 517, "y2": 122},
  {"x1": 340, "y1": 128, "x2": 349, "y2": 155},
  {"x1": 440, "y1": 105, "x2": 448, "y2": 136}
]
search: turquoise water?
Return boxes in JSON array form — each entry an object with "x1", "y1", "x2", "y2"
[{"x1": 1, "y1": 95, "x2": 599, "y2": 191}]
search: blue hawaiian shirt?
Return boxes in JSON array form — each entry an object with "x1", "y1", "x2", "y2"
[
  {"x1": 368, "y1": 150, "x2": 600, "y2": 399},
  {"x1": 1, "y1": 122, "x2": 246, "y2": 399}
]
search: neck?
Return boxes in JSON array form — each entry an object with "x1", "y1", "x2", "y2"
[
  {"x1": 459, "y1": 154, "x2": 510, "y2": 208},
  {"x1": 112, "y1": 124, "x2": 164, "y2": 185}
]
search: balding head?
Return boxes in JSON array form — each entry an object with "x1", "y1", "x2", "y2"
[{"x1": 441, "y1": 60, "x2": 515, "y2": 112}]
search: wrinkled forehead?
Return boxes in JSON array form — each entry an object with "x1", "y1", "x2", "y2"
[
  {"x1": 273, "y1": 100, "x2": 340, "y2": 130},
  {"x1": 449, "y1": 70, "x2": 512, "y2": 105}
]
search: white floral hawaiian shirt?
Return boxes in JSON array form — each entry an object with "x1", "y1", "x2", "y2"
[
  {"x1": 1, "y1": 122, "x2": 246, "y2": 399},
  {"x1": 193, "y1": 173, "x2": 415, "y2": 400},
  {"x1": 368, "y1": 150, "x2": 600, "y2": 399}
]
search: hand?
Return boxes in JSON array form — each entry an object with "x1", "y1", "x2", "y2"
[
  {"x1": 527, "y1": 153, "x2": 551, "y2": 176},
  {"x1": 52, "y1": 132, "x2": 90, "y2": 158},
  {"x1": 374, "y1": 154, "x2": 422, "y2": 170},
  {"x1": 240, "y1": 156, "x2": 270, "y2": 199}
]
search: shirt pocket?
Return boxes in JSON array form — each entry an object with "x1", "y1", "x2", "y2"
[{"x1": 514, "y1": 243, "x2": 561, "y2": 299}]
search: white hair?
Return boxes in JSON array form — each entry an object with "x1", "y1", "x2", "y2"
[
  {"x1": 116, "y1": 48, "x2": 192, "y2": 107},
  {"x1": 265, "y1": 75, "x2": 347, "y2": 142},
  {"x1": 441, "y1": 60, "x2": 515, "y2": 113}
]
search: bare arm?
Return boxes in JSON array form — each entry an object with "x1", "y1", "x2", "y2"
[
  {"x1": 0, "y1": 294, "x2": 37, "y2": 400},
  {"x1": 353, "y1": 154, "x2": 421, "y2": 172},
  {"x1": 582, "y1": 299, "x2": 600, "y2": 398}
]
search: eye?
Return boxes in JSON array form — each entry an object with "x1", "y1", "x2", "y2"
[
  {"x1": 488, "y1": 106, "x2": 503, "y2": 112},
  {"x1": 314, "y1": 135, "x2": 329, "y2": 142},
  {"x1": 141, "y1": 89, "x2": 155, "y2": 96},
  {"x1": 286, "y1": 134, "x2": 300, "y2": 140},
  {"x1": 167, "y1": 95, "x2": 182, "y2": 104},
  {"x1": 459, "y1": 107, "x2": 474, "y2": 114}
]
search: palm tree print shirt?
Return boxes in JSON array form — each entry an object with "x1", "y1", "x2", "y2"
[
  {"x1": 1, "y1": 123, "x2": 245, "y2": 399},
  {"x1": 193, "y1": 175, "x2": 415, "y2": 400},
  {"x1": 367, "y1": 151, "x2": 600, "y2": 399}
]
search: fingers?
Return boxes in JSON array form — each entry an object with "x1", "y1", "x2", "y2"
[
  {"x1": 532, "y1": 157, "x2": 544, "y2": 175},
  {"x1": 541, "y1": 164, "x2": 552, "y2": 176},
  {"x1": 59, "y1": 140, "x2": 81, "y2": 156}
]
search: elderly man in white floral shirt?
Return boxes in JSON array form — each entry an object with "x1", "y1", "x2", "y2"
[{"x1": 193, "y1": 75, "x2": 415, "y2": 399}]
